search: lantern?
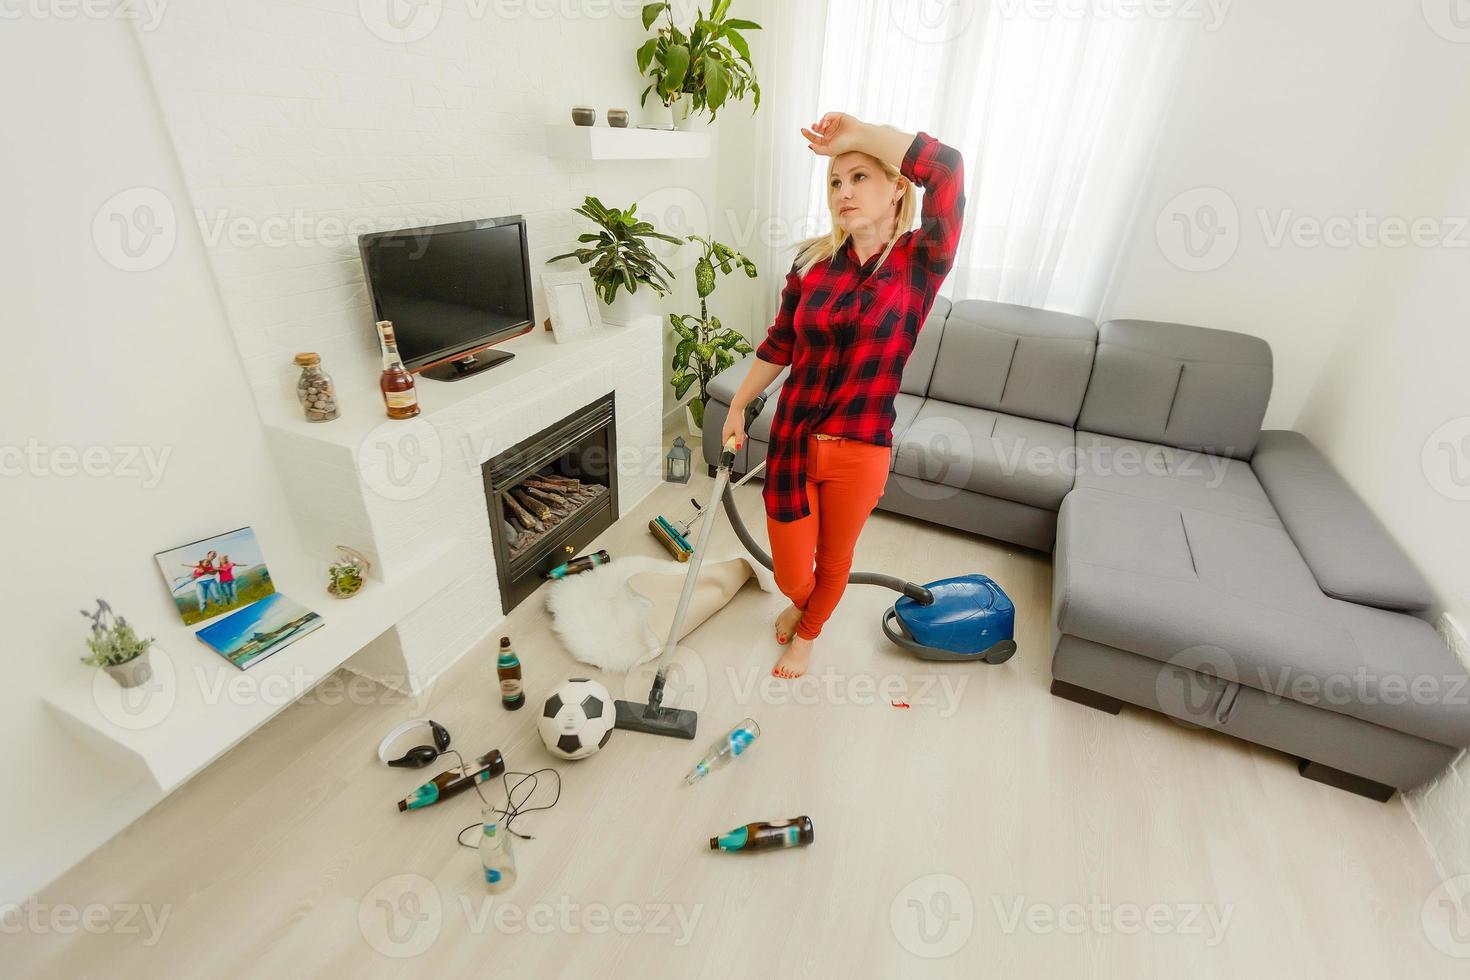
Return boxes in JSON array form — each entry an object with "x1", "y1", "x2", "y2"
[{"x1": 665, "y1": 436, "x2": 692, "y2": 483}]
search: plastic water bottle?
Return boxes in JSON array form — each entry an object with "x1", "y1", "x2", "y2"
[
  {"x1": 479, "y1": 807, "x2": 517, "y2": 893},
  {"x1": 685, "y1": 718, "x2": 760, "y2": 785}
]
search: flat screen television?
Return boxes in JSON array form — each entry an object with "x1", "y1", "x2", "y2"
[{"x1": 359, "y1": 216, "x2": 534, "y2": 382}]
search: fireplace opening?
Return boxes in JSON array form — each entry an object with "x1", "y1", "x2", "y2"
[{"x1": 483, "y1": 392, "x2": 618, "y2": 611}]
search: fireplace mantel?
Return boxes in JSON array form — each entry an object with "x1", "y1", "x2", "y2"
[{"x1": 260, "y1": 314, "x2": 665, "y2": 691}]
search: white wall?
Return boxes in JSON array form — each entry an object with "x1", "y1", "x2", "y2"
[
  {"x1": 1101, "y1": 0, "x2": 1459, "y2": 429},
  {"x1": 0, "y1": 17, "x2": 305, "y2": 900},
  {"x1": 130, "y1": 0, "x2": 719, "y2": 422}
]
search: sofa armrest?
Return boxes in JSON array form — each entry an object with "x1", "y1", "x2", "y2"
[{"x1": 1252, "y1": 430, "x2": 1433, "y2": 612}]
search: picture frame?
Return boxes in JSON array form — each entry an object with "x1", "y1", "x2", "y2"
[
  {"x1": 154, "y1": 526, "x2": 275, "y2": 627},
  {"x1": 540, "y1": 269, "x2": 603, "y2": 345}
]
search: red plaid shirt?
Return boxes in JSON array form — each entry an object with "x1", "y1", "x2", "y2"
[{"x1": 755, "y1": 130, "x2": 966, "y2": 522}]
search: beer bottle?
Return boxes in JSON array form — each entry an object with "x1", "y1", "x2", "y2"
[
  {"x1": 497, "y1": 636, "x2": 525, "y2": 710},
  {"x1": 710, "y1": 816, "x2": 815, "y2": 852},
  {"x1": 397, "y1": 749, "x2": 505, "y2": 812},
  {"x1": 546, "y1": 549, "x2": 610, "y2": 580}
]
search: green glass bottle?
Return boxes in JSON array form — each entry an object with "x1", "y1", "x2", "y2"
[{"x1": 497, "y1": 636, "x2": 525, "y2": 710}]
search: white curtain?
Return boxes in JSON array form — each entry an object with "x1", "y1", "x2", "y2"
[{"x1": 753, "y1": 0, "x2": 1195, "y2": 318}]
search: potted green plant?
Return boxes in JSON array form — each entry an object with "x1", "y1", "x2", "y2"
[
  {"x1": 670, "y1": 234, "x2": 756, "y2": 435},
  {"x1": 80, "y1": 599, "x2": 155, "y2": 689},
  {"x1": 547, "y1": 195, "x2": 683, "y2": 325},
  {"x1": 636, "y1": 0, "x2": 762, "y2": 131}
]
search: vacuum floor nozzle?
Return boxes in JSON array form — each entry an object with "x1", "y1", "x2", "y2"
[{"x1": 613, "y1": 699, "x2": 698, "y2": 740}]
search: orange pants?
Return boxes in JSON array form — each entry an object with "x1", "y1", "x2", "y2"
[{"x1": 766, "y1": 433, "x2": 891, "y2": 640}]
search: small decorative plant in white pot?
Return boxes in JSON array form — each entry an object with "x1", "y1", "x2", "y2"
[
  {"x1": 637, "y1": 0, "x2": 763, "y2": 131},
  {"x1": 546, "y1": 196, "x2": 682, "y2": 326},
  {"x1": 80, "y1": 599, "x2": 155, "y2": 689},
  {"x1": 670, "y1": 234, "x2": 756, "y2": 435}
]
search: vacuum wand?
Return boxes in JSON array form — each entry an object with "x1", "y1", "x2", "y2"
[{"x1": 614, "y1": 430, "x2": 744, "y2": 740}]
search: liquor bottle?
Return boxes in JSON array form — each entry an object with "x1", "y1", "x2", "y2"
[
  {"x1": 497, "y1": 636, "x2": 525, "y2": 710},
  {"x1": 396, "y1": 749, "x2": 505, "y2": 812},
  {"x1": 710, "y1": 816, "x2": 815, "y2": 853},
  {"x1": 479, "y1": 805, "x2": 517, "y2": 893},
  {"x1": 546, "y1": 549, "x2": 610, "y2": 580},
  {"x1": 685, "y1": 718, "x2": 760, "y2": 785},
  {"x1": 376, "y1": 320, "x2": 420, "y2": 420}
]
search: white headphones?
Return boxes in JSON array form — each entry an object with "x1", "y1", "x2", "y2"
[{"x1": 377, "y1": 718, "x2": 451, "y2": 768}]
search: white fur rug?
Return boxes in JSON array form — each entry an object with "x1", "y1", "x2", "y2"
[{"x1": 545, "y1": 554, "x2": 777, "y2": 673}]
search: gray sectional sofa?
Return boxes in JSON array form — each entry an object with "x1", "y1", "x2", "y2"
[{"x1": 703, "y1": 298, "x2": 1470, "y2": 800}]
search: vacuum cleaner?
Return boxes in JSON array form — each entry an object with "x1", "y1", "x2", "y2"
[{"x1": 614, "y1": 394, "x2": 1016, "y2": 741}]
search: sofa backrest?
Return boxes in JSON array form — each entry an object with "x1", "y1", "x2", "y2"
[
  {"x1": 900, "y1": 296, "x2": 951, "y2": 396},
  {"x1": 922, "y1": 300, "x2": 1098, "y2": 426},
  {"x1": 1077, "y1": 319, "x2": 1273, "y2": 460}
]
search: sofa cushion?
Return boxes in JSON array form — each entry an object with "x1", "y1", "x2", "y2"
[
  {"x1": 924, "y1": 300, "x2": 1096, "y2": 426},
  {"x1": 1251, "y1": 429, "x2": 1433, "y2": 612},
  {"x1": 1077, "y1": 319, "x2": 1272, "y2": 460},
  {"x1": 899, "y1": 297, "x2": 951, "y2": 396},
  {"x1": 1073, "y1": 431, "x2": 1281, "y2": 527},
  {"x1": 894, "y1": 399, "x2": 1076, "y2": 510},
  {"x1": 1053, "y1": 488, "x2": 1470, "y2": 746}
]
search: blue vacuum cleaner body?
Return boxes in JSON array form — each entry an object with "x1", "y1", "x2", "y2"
[{"x1": 881, "y1": 573, "x2": 1017, "y2": 664}]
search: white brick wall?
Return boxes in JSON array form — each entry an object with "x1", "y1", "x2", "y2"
[{"x1": 133, "y1": 0, "x2": 713, "y2": 417}]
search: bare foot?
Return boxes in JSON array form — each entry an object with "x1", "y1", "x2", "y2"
[
  {"x1": 773, "y1": 635, "x2": 814, "y2": 678},
  {"x1": 774, "y1": 603, "x2": 803, "y2": 645}
]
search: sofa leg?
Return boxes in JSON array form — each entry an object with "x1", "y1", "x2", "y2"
[
  {"x1": 1297, "y1": 760, "x2": 1395, "y2": 802},
  {"x1": 1049, "y1": 679, "x2": 1122, "y2": 715}
]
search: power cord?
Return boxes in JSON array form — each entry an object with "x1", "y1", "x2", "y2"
[{"x1": 442, "y1": 748, "x2": 562, "y2": 848}]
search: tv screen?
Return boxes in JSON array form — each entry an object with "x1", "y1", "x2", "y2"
[{"x1": 359, "y1": 216, "x2": 533, "y2": 375}]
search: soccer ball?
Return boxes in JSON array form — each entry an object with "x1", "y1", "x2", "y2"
[{"x1": 538, "y1": 679, "x2": 615, "y2": 761}]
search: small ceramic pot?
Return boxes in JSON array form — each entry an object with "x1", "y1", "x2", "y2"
[
  {"x1": 607, "y1": 108, "x2": 629, "y2": 128},
  {"x1": 104, "y1": 650, "x2": 153, "y2": 689},
  {"x1": 571, "y1": 105, "x2": 596, "y2": 126}
]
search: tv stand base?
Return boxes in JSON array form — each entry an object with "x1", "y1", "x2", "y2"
[{"x1": 419, "y1": 348, "x2": 515, "y2": 382}]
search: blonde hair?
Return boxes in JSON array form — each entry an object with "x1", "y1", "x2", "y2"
[{"x1": 791, "y1": 151, "x2": 919, "y2": 279}]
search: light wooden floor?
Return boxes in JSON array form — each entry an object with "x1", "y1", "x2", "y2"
[{"x1": 9, "y1": 423, "x2": 1464, "y2": 978}]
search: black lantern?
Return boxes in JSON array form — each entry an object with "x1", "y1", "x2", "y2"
[{"x1": 665, "y1": 436, "x2": 692, "y2": 483}]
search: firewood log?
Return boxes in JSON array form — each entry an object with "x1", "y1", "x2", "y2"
[
  {"x1": 503, "y1": 492, "x2": 542, "y2": 531},
  {"x1": 511, "y1": 488, "x2": 551, "y2": 521}
]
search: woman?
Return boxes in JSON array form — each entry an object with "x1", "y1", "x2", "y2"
[{"x1": 723, "y1": 112, "x2": 965, "y2": 679}]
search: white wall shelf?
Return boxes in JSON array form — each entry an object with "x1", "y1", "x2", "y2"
[
  {"x1": 545, "y1": 124, "x2": 710, "y2": 160},
  {"x1": 43, "y1": 538, "x2": 467, "y2": 794}
]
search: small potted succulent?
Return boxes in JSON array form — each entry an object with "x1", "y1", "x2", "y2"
[
  {"x1": 80, "y1": 599, "x2": 155, "y2": 689},
  {"x1": 670, "y1": 234, "x2": 756, "y2": 434},
  {"x1": 547, "y1": 195, "x2": 682, "y2": 325},
  {"x1": 637, "y1": 0, "x2": 762, "y2": 130}
]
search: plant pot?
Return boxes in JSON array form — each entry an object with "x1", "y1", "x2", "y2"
[
  {"x1": 103, "y1": 649, "x2": 153, "y2": 689},
  {"x1": 685, "y1": 401, "x2": 704, "y2": 436},
  {"x1": 672, "y1": 96, "x2": 705, "y2": 132},
  {"x1": 601, "y1": 286, "x2": 663, "y2": 326}
]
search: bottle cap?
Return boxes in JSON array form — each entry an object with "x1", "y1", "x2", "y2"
[
  {"x1": 500, "y1": 636, "x2": 511, "y2": 647},
  {"x1": 294, "y1": 352, "x2": 321, "y2": 366},
  {"x1": 377, "y1": 320, "x2": 396, "y2": 341}
]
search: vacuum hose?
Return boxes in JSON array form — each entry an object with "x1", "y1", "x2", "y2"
[{"x1": 721, "y1": 394, "x2": 934, "y2": 606}]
